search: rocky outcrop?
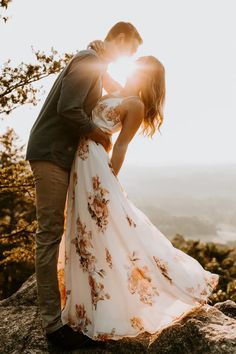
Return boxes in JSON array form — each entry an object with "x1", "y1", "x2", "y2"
[{"x1": 0, "y1": 273, "x2": 236, "y2": 353}]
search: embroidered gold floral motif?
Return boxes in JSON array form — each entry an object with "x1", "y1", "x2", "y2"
[
  {"x1": 105, "y1": 248, "x2": 113, "y2": 269},
  {"x1": 153, "y1": 256, "x2": 173, "y2": 284},
  {"x1": 125, "y1": 251, "x2": 159, "y2": 305},
  {"x1": 71, "y1": 216, "x2": 97, "y2": 273},
  {"x1": 88, "y1": 274, "x2": 111, "y2": 310},
  {"x1": 130, "y1": 316, "x2": 144, "y2": 331},
  {"x1": 77, "y1": 137, "x2": 89, "y2": 160},
  {"x1": 88, "y1": 175, "x2": 110, "y2": 233},
  {"x1": 126, "y1": 215, "x2": 137, "y2": 227}
]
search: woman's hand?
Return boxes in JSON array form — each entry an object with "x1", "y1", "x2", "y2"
[
  {"x1": 110, "y1": 143, "x2": 128, "y2": 176},
  {"x1": 87, "y1": 40, "x2": 106, "y2": 58}
]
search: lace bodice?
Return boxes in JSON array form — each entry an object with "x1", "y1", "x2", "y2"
[{"x1": 92, "y1": 96, "x2": 123, "y2": 134}]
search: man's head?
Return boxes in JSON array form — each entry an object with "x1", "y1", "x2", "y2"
[{"x1": 104, "y1": 22, "x2": 143, "y2": 62}]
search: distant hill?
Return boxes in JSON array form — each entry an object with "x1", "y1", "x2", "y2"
[{"x1": 119, "y1": 164, "x2": 236, "y2": 245}]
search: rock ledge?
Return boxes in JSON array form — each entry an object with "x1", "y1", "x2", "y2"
[{"x1": 0, "y1": 274, "x2": 236, "y2": 353}]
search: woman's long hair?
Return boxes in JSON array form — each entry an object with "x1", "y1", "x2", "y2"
[{"x1": 136, "y1": 56, "x2": 166, "y2": 138}]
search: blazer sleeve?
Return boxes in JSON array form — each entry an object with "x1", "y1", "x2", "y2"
[{"x1": 57, "y1": 54, "x2": 101, "y2": 137}]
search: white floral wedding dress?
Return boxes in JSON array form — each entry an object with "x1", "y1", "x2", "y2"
[{"x1": 57, "y1": 95, "x2": 219, "y2": 341}]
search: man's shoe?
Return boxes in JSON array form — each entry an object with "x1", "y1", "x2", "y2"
[{"x1": 46, "y1": 323, "x2": 96, "y2": 350}]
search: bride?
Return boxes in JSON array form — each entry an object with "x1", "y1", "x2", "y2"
[{"x1": 57, "y1": 55, "x2": 219, "y2": 342}]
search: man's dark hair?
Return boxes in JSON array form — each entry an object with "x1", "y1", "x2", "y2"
[{"x1": 105, "y1": 22, "x2": 143, "y2": 44}]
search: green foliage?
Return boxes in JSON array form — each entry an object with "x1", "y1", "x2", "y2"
[
  {"x1": 0, "y1": 0, "x2": 11, "y2": 8},
  {"x1": 0, "y1": 42, "x2": 73, "y2": 299},
  {"x1": 171, "y1": 234, "x2": 236, "y2": 304},
  {"x1": 0, "y1": 128, "x2": 36, "y2": 299},
  {"x1": 0, "y1": 47, "x2": 73, "y2": 115},
  {"x1": 0, "y1": 0, "x2": 12, "y2": 22}
]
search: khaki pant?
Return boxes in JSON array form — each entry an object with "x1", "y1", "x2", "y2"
[{"x1": 29, "y1": 160, "x2": 70, "y2": 334}]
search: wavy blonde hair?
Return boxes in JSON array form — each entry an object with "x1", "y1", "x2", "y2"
[{"x1": 136, "y1": 56, "x2": 166, "y2": 138}]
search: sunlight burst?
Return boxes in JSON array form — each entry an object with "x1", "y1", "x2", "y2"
[{"x1": 108, "y1": 57, "x2": 137, "y2": 87}]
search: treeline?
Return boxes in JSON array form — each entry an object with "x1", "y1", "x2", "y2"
[
  {"x1": 0, "y1": 128, "x2": 36, "y2": 299},
  {"x1": 172, "y1": 234, "x2": 236, "y2": 304}
]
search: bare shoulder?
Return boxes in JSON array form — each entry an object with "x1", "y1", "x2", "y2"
[
  {"x1": 122, "y1": 96, "x2": 144, "y2": 114},
  {"x1": 120, "y1": 97, "x2": 144, "y2": 123}
]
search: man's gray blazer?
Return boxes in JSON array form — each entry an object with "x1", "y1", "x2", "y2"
[{"x1": 25, "y1": 49, "x2": 106, "y2": 171}]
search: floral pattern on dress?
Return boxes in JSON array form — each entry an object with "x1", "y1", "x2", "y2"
[
  {"x1": 88, "y1": 175, "x2": 110, "y2": 233},
  {"x1": 105, "y1": 248, "x2": 113, "y2": 269},
  {"x1": 93, "y1": 328, "x2": 116, "y2": 341},
  {"x1": 93, "y1": 100, "x2": 121, "y2": 125},
  {"x1": 105, "y1": 106, "x2": 121, "y2": 124},
  {"x1": 153, "y1": 256, "x2": 173, "y2": 284},
  {"x1": 108, "y1": 161, "x2": 117, "y2": 177},
  {"x1": 72, "y1": 216, "x2": 107, "y2": 278},
  {"x1": 125, "y1": 251, "x2": 160, "y2": 305},
  {"x1": 72, "y1": 172, "x2": 78, "y2": 201},
  {"x1": 77, "y1": 137, "x2": 90, "y2": 160},
  {"x1": 71, "y1": 216, "x2": 97, "y2": 273},
  {"x1": 71, "y1": 215, "x2": 111, "y2": 310},
  {"x1": 126, "y1": 215, "x2": 137, "y2": 227},
  {"x1": 69, "y1": 303, "x2": 92, "y2": 333},
  {"x1": 200, "y1": 288, "x2": 208, "y2": 296},
  {"x1": 185, "y1": 286, "x2": 195, "y2": 294},
  {"x1": 205, "y1": 273, "x2": 219, "y2": 289},
  {"x1": 94, "y1": 102, "x2": 108, "y2": 116},
  {"x1": 185, "y1": 284, "x2": 208, "y2": 305},
  {"x1": 88, "y1": 274, "x2": 111, "y2": 310},
  {"x1": 130, "y1": 316, "x2": 145, "y2": 331}
]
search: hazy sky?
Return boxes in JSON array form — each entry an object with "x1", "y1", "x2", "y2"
[{"x1": 0, "y1": 0, "x2": 235, "y2": 166}]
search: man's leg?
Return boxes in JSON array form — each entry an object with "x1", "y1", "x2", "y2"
[{"x1": 29, "y1": 160, "x2": 70, "y2": 334}]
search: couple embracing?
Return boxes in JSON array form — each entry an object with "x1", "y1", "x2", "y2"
[{"x1": 26, "y1": 21, "x2": 219, "y2": 351}]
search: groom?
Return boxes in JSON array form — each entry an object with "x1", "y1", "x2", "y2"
[{"x1": 25, "y1": 22, "x2": 142, "y2": 350}]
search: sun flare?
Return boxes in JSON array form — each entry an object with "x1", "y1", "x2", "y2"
[{"x1": 108, "y1": 57, "x2": 137, "y2": 87}]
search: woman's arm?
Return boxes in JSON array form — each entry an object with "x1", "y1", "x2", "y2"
[{"x1": 110, "y1": 99, "x2": 144, "y2": 176}]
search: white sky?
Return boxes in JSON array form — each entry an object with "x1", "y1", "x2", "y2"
[{"x1": 0, "y1": 0, "x2": 235, "y2": 166}]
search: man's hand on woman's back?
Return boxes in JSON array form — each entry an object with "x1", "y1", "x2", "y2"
[{"x1": 85, "y1": 127, "x2": 113, "y2": 153}]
